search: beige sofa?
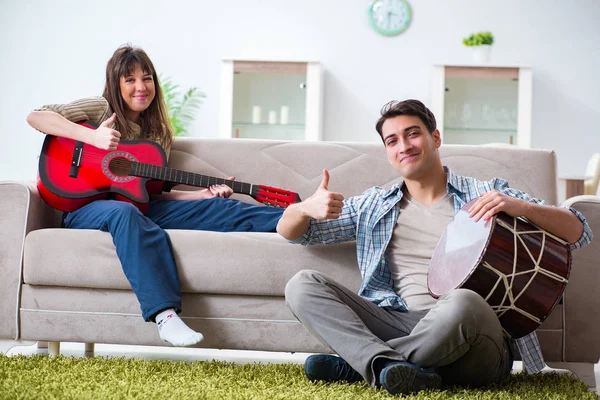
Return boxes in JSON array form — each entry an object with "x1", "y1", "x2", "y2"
[{"x1": 1, "y1": 138, "x2": 598, "y2": 386}]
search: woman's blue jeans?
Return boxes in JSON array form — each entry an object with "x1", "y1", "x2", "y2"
[{"x1": 63, "y1": 198, "x2": 284, "y2": 321}]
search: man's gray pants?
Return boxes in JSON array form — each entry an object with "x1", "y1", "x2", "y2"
[{"x1": 285, "y1": 270, "x2": 513, "y2": 387}]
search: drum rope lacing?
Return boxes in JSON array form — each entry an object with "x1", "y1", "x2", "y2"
[{"x1": 479, "y1": 217, "x2": 569, "y2": 337}]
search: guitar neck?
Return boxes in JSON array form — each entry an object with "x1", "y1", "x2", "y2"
[{"x1": 130, "y1": 162, "x2": 256, "y2": 195}]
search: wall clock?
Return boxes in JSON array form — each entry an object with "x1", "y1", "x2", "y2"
[{"x1": 368, "y1": 0, "x2": 412, "y2": 37}]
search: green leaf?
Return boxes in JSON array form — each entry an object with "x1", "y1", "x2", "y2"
[
  {"x1": 159, "y1": 74, "x2": 206, "y2": 136},
  {"x1": 462, "y1": 31, "x2": 494, "y2": 46}
]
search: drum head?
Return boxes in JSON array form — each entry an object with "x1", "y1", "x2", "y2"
[{"x1": 428, "y1": 199, "x2": 495, "y2": 298}]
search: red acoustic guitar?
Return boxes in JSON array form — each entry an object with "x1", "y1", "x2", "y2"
[{"x1": 37, "y1": 122, "x2": 301, "y2": 213}]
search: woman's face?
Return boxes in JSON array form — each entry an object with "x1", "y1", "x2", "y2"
[{"x1": 119, "y1": 63, "x2": 155, "y2": 122}]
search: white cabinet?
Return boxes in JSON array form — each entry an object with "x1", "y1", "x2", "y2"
[
  {"x1": 431, "y1": 65, "x2": 532, "y2": 147},
  {"x1": 219, "y1": 60, "x2": 324, "y2": 141}
]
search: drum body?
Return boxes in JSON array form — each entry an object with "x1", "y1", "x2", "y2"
[{"x1": 428, "y1": 200, "x2": 571, "y2": 339}]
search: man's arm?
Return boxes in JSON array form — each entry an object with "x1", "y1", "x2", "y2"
[
  {"x1": 468, "y1": 190, "x2": 586, "y2": 245},
  {"x1": 277, "y1": 169, "x2": 345, "y2": 241},
  {"x1": 276, "y1": 202, "x2": 312, "y2": 241}
]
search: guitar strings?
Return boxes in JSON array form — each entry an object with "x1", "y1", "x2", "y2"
[
  {"x1": 59, "y1": 151, "x2": 293, "y2": 198},
  {"x1": 75, "y1": 153, "x2": 256, "y2": 190}
]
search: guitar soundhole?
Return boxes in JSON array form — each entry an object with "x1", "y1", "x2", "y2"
[
  {"x1": 109, "y1": 158, "x2": 133, "y2": 176},
  {"x1": 102, "y1": 152, "x2": 136, "y2": 182}
]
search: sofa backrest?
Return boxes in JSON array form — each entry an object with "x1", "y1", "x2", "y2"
[{"x1": 169, "y1": 138, "x2": 558, "y2": 206}]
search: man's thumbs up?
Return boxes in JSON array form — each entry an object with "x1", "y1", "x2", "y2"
[
  {"x1": 295, "y1": 168, "x2": 345, "y2": 220},
  {"x1": 319, "y1": 169, "x2": 330, "y2": 191},
  {"x1": 276, "y1": 166, "x2": 346, "y2": 240}
]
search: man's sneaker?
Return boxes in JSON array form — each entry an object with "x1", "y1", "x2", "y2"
[
  {"x1": 304, "y1": 354, "x2": 363, "y2": 383},
  {"x1": 379, "y1": 361, "x2": 442, "y2": 394}
]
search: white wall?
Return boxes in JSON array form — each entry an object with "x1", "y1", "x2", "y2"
[{"x1": 1, "y1": 0, "x2": 599, "y2": 182}]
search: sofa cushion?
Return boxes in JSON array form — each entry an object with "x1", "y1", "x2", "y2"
[{"x1": 23, "y1": 229, "x2": 362, "y2": 296}]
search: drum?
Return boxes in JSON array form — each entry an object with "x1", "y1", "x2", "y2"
[{"x1": 428, "y1": 199, "x2": 571, "y2": 339}]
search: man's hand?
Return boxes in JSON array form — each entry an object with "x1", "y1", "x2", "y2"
[
  {"x1": 298, "y1": 169, "x2": 345, "y2": 220},
  {"x1": 93, "y1": 113, "x2": 121, "y2": 150},
  {"x1": 276, "y1": 169, "x2": 345, "y2": 240},
  {"x1": 468, "y1": 189, "x2": 584, "y2": 244},
  {"x1": 468, "y1": 190, "x2": 530, "y2": 222}
]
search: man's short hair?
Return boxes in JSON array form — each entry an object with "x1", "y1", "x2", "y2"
[{"x1": 375, "y1": 100, "x2": 437, "y2": 142}]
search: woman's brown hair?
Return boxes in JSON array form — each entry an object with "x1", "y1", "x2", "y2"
[{"x1": 103, "y1": 44, "x2": 173, "y2": 151}]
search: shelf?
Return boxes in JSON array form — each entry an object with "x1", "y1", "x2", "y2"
[
  {"x1": 231, "y1": 122, "x2": 306, "y2": 140},
  {"x1": 233, "y1": 123, "x2": 305, "y2": 129}
]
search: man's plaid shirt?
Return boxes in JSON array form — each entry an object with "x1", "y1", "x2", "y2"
[{"x1": 293, "y1": 167, "x2": 593, "y2": 374}]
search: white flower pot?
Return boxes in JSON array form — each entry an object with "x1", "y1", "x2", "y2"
[{"x1": 471, "y1": 45, "x2": 492, "y2": 64}]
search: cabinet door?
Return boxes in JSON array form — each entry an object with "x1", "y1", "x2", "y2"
[
  {"x1": 431, "y1": 66, "x2": 532, "y2": 147},
  {"x1": 219, "y1": 60, "x2": 323, "y2": 141}
]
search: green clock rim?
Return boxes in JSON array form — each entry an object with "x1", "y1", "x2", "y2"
[{"x1": 367, "y1": 0, "x2": 412, "y2": 36}]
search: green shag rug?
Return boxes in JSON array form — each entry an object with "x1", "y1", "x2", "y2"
[{"x1": 0, "y1": 354, "x2": 597, "y2": 400}]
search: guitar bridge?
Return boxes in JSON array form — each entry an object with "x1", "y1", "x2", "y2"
[{"x1": 69, "y1": 141, "x2": 85, "y2": 178}]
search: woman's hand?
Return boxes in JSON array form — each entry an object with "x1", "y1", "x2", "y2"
[
  {"x1": 155, "y1": 176, "x2": 237, "y2": 201},
  {"x1": 93, "y1": 113, "x2": 121, "y2": 150},
  {"x1": 201, "y1": 176, "x2": 236, "y2": 199}
]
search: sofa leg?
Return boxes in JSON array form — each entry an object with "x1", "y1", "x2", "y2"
[
  {"x1": 37, "y1": 341, "x2": 48, "y2": 349},
  {"x1": 84, "y1": 343, "x2": 95, "y2": 355},
  {"x1": 546, "y1": 362, "x2": 596, "y2": 389},
  {"x1": 48, "y1": 341, "x2": 60, "y2": 357}
]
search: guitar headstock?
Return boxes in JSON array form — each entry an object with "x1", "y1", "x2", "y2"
[{"x1": 253, "y1": 185, "x2": 302, "y2": 208}]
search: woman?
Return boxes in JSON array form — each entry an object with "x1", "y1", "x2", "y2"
[{"x1": 27, "y1": 44, "x2": 284, "y2": 346}]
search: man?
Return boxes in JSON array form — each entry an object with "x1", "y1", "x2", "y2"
[{"x1": 276, "y1": 99, "x2": 592, "y2": 395}]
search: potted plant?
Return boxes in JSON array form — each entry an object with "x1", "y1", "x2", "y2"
[
  {"x1": 160, "y1": 75, "x2": 207, "y2": 136},
  {"x1": 463, "y1": 31, "x2": 494, "y2": 64}
]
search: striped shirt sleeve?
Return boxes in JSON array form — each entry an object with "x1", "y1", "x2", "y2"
[
  {"x1": 492, "y1": 179, "x2": 593, "y2": 250},
  {"x1": 35, "y1": 96, "x2": 112, "y2": 127},
  {"x1": 515, "y1": 332, "x2": 546, "y2": 374},
  {"x1": 291, "y1": 189, "x2": 365, "y2": 246}
]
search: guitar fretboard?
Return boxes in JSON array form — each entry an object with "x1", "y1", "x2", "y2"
[{"x1": 130, "y1": 162, "x2": 256, "y2": 195}]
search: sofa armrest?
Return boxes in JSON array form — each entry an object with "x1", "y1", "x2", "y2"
[
  {"x1": 0, "y1": 181, "x2": 60, "y2": 339},
  {"x1": 560, "y1": 195, "x2": 599, "y2": 362}
]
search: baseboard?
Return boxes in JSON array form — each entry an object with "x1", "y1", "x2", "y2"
[{"x1": 0, "y1": 340, "x2": 36, "y2": 355}]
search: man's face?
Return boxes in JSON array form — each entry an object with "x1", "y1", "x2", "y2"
[{"x1": 381, "y1": 115, "x2": 441, "y2": 181}]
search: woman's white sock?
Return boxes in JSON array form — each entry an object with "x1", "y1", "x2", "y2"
[{"x1": 156, "y1": 309, "x2": 204, "y2": 347}]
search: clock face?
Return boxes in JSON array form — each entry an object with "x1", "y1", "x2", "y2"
[{"x1": 368, "y1": 0, "x2": 412, "y2": 36}]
